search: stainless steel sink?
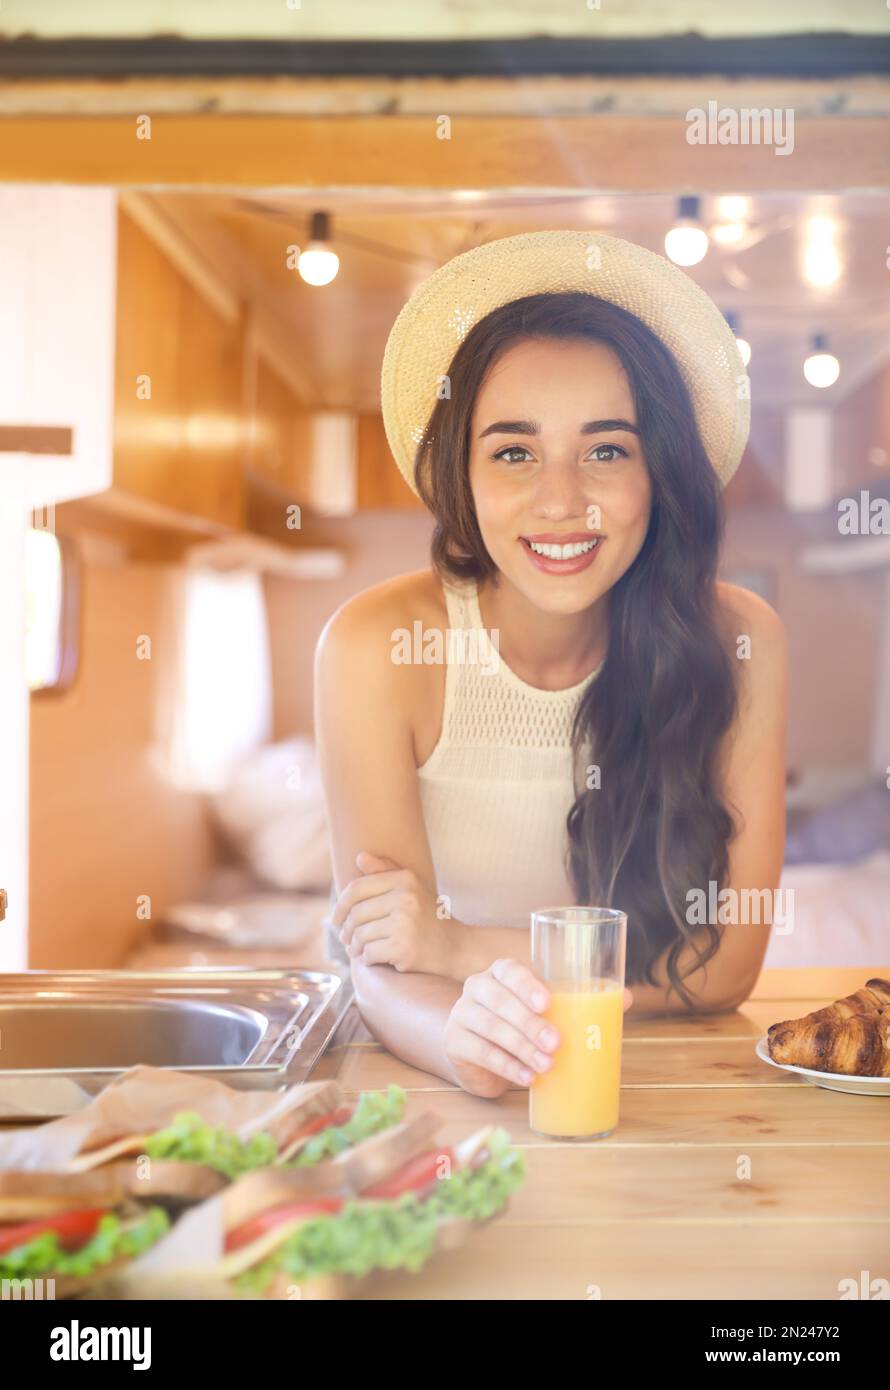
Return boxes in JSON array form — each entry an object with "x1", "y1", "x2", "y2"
[
  {"x1": 0, "y1": 999, "x2": 269, "y2": 1069},
  {"x1": 0, "y1": 967, "x2": 355, "y2": 1119}
]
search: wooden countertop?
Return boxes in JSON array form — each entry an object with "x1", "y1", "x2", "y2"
[{"x1": 313, "y1": 964, "x2": 890, "y2": 1300}]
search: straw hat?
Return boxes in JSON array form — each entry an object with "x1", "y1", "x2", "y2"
[{"x1": 380, "y1": 229, "x2": 749, "y2": 495}]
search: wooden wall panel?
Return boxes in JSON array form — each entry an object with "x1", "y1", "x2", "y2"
[
  {"x1": 113, "y1": 209, "x2": 246, "y2": 530},
  {"x1": 249, "y1": 353, "x2": 314, "y2": 500},
  {"x1": 29, "y1": 538, "x2": 216, "y2": 968},
  {"x1": 357, "y1": 414, "x2": 425, "y2": 510}
]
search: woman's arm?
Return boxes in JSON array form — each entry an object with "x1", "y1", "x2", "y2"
[
  {"x1": 314, "y1": 582, "x2": 443, "y2": 905},
  {"x1": 354, "y1": 954, "x2": 635, "y2": 1096},
  {"x1": 448, "y1": 924, "x2": 754, "y2": 1015},
  {"x1": 449, "y1": 585, "x2": 789, "y2": 1015},
  {"x1": 349, "y1": 957, "x2": 464, "y2": 1083},
  {"x1": 697, "y1": 584, "x2": 788, "y2": 1006},
  {"x1": 313, "y1": 583, "x2": 549, "y2": 1078}
]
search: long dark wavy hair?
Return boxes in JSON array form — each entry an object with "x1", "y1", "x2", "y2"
[{"x1": 413, "y1": 291, "x2": 740, "y2": 1008}]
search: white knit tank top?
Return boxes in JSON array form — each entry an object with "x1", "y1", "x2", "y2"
[{"x1": 416, "y1": 574, "x2": 603, "y2": 934}]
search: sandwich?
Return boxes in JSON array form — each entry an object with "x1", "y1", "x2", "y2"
[
  {"x1": 0, "y1": 1167, "x2": 170, "y2": 1297},
  {"x1": 0, "y1": 1085, "x2": 415, "y2": 1297},
  {"x1": 215, "y1": 1112, "x2": 526, "y2": 1298},
  {"x1": 63, "y1": 1082, "x2": 408, "y2": 1198}
]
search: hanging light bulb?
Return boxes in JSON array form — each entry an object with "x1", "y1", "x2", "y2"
[
  {"x1": 664, "y1": 196, "x2": 709, "y2": 267},
  {"x1": 803, "y1": 333, "x2": 840, "y2": 388},
  {"x1": 724, "y1": 312, "x2": 752, "y2": 367},
  {"x1": 298, "y1": 212, "x2": 340, "y2": 286},
  {"x1": 711, "y1": 221, "x2": 747, "y2": 247},
  {"x1": 711, "y1": 196, "x2": 750, "y2": 247},
  {"x1": 717, "y1": 195, "x2": 750, "y2": 221},
  {"x1": 803, "y1": 216, "x2": 841, "y2": 289}
]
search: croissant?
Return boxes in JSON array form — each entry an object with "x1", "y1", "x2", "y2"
[
  {"x1": 788, "y1": 977, "x2": 890, "y2": 1025},
  {"x1": 767, "y1": 978, "x2": 890, "y2": 1077}
]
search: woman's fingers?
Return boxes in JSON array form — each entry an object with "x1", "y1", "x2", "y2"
[
  {"x1": 446, "y1": 1024, "x2": 536, "y2": 1088},
  {"x1": 346, "y1": 911, "x2": 397, "y2": 956},
  {"x1": 339, "y1": 892, "x2": 397, "y2": 947},
  {"x1": 356, "y1": 937, "x2": 398, "y2": 967},
  {"x1": 467, "y1": 961, "x2": 560, "y2": 1054},
  {"x1": 446, "y1": 958, "x2": 630, "y2": 1098},
  {"x1": 329, "y1": 870, "x2": 405, "y2": 930},
  {"x1": 489, "y1": 957, "x2": 552, "y2": 1012},
  {"x1": 459, "y1": 1001, "x2": 555, "y2": 1076}
]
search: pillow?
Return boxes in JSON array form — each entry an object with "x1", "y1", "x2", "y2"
[
  {"x1": 784, "y1": 778, "x2": 890, "y2": 866},
  {"x1": 210, "y1": 737, "x2": 333, "y2": 892}
]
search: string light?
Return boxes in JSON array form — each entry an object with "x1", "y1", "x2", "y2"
[
  {"x1": 665, "y1": 196, "x2": 709, "y2": 267},
  {"x1": 298, "y1": 212, "x2": 340, "y2": 287}
]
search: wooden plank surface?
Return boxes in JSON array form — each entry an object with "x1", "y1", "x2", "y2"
[
  {"x1": 357, "y1": 1220, "x2": 890, "y2": 1301},
  {"x1": 2, "y1": 968, "x2": 886, "y2": 1299},
  {"x1": 315, "y1": 969, "x2": 890, "y2": 1298}
]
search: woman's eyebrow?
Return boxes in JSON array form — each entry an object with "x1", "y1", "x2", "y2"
[{"x1": 478, "y1": 418, "x2": 640, "y2": 438}]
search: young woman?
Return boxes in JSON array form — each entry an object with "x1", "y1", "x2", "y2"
[{"x1": 314, "y1": 231, "x2": 787, "y2": 1099}]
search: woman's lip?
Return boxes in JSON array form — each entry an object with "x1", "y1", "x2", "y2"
[
  {"x1": 520, "y1": 533, "x2": 600, "y2": 544},
  {"x1": 519, "y1": 535, "x2": 603, "y2": 575}
]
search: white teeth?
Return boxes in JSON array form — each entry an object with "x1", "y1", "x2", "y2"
[{"x1": 527, "y1": 538, "x2": 599, "y2": 559}]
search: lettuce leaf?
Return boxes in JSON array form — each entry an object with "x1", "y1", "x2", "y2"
[
  {"x1": 289, "y1": 1085, "x2": 406, "y2": 1168},
  {"x1": 235, "y1": 1128, "x2": 525, "y2": 1295},
  {"x1": 0, "y1": 1206, "x2": 170, "y2": 1281},
  {"x1": 143, "y1": 1111, "x2": 278, "y2": 1177},
  {"x1": 141, "y1": 1087, "x2": 407, "y2": 1179}
]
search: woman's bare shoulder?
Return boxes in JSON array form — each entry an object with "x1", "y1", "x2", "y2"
[
  {"x1": 715, "y1": 580, "x2": 786, "y2": 653},
  {"x1": 318, "y1": 568, "x2": 447, "y2": 651},
  {"x1": 714, "y1": 580, "x2": 788, "y2": 712},
  {"x1": 317, "y1": 569, "x2": 447, "y2": 683},
  {"x1": 314, "y1": 569, "x2": 449, "y2": 766}
]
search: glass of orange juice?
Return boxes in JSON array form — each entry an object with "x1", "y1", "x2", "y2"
[{"x1": 529, "y1": 906, "x2": 627, "y2": 1140}]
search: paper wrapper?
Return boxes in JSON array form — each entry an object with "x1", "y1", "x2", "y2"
[
  {"x1": 0, "y1": 1064, "x2": 341, "y2": 1171},
  {"x1": 104, "y1": 1187, "x2": 240, "y2": 1300}
]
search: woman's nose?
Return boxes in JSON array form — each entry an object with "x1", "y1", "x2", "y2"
[{"x1": 530, "y1": 465, "x2": 590, "y2": 519}]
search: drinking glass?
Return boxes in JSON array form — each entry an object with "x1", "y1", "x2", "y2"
[{"x1": 529, "y1": 906, "x2": 627, "y2": 1140}]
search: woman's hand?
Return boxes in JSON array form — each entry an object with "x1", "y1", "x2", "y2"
[
  {"x1": 443, "y1": 958, "x2": 634, "y2": 1099},
  {"x1": 331, "y1": 851, "x2": 450, "y2": 975}
]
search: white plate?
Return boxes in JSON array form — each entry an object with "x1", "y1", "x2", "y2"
[{"x1": 755, "y1": 1036, "x2": 890, "y2": 1096}]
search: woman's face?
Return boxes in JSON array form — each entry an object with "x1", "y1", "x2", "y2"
[{"x1": 468, "y1": 337, "x2": 653, "y2": 614}]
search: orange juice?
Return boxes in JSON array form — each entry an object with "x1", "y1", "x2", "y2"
[{"x1": 529, "y1": 979, "x2": 624, "y2": 1138}]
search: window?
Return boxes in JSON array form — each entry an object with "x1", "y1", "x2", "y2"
[
  {"x1": 25, "y1": 527, "x2": 79, "y2": 692},
  {"x1": 164, "y1": 567, "x2": 272, "y2": 793}
]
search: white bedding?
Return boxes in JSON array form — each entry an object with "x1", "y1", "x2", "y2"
[{"x1": 762, "y1": 850, "x2": 890, "y2": 969}]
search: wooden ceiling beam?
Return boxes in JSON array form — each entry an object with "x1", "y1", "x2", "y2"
[{"x1": 1, "y1": 113, "x2": 887, "y2": 190}]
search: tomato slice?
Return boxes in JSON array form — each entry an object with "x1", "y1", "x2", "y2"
[
  {"x1": 361, "y1": 1147, "x2": 456, "y2": 1201},
  {"x1": 283, "y1": 1105, "x2": 354, "y2": 1149},
  {"x1": 0, "y1": 1208, "x2": 106, "y2": 1256},
  {"x1": 225, "y1": 1197, "x2": 344, "y2": 1254}
]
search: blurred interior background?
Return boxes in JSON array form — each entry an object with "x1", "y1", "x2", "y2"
[{"x1": 1, "y1": 1, "x2": 888, "y2": 976}]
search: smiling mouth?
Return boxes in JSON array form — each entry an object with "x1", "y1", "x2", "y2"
[{"x1": 519, "y1": 535, "x2": 602, "y2": 560}]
